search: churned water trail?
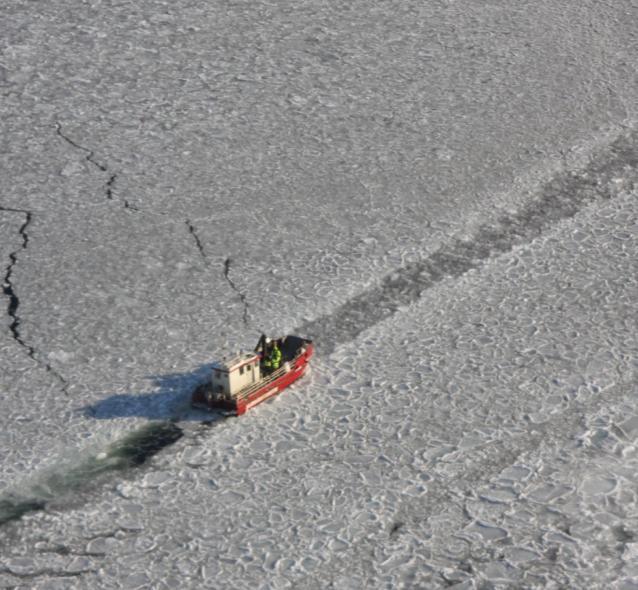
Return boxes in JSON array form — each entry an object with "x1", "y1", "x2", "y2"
[{"x1": 0, "y1": 422, "x2": 184, "y2": 527}]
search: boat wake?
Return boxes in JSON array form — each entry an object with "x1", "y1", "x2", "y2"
[{"x1": 0, "y1": 421, "x2": 186, "y2": 527}]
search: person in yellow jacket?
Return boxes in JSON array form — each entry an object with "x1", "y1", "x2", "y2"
[
  {"x1": 271, "y1": 342, "x2": 282, "y2": 370},
  {"x1": 264, "y1": 341, "x2": 282, "y2": 373}
]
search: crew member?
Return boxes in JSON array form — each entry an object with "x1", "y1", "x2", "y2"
[
  {"x1": 270, "y1": 341, "x2": 282, "y2": 371},
  {"x1": 263, "y1": 346, "x2": 272, "y2": 371}
]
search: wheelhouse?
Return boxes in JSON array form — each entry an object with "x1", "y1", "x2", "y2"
[{"x1": 211, "y1": 352, "x2": 261, "y2": 399}]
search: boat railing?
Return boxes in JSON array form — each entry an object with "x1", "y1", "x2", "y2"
[{"x1": 234, "y1": 352, "x2": 302, "y2": 401}]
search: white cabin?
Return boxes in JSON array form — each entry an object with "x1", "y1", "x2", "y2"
[{"x1": 211, "y1": 352, "x2": 261, "y2": 398}]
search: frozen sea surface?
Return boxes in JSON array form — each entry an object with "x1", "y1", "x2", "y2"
[
  {"x1": 1, "y1": 0, "x2": 638, "y2": 587},
  {"x1": 2, "y1": 174, "x2": 637, "y2": 590}
]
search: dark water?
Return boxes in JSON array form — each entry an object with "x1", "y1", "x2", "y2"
[
  {"x1": 108, "y1": 421, "x2": 184, "y2": 467},
  {"x1": 0, "y1": 421, "x2": 184, "y2": 527}
]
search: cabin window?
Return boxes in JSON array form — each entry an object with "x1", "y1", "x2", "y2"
[
  {"x1": 239, "y1": 366, "x2": 244, "y2": 375},
  {"x1": 215, "y1": 371, "x2": 221, "y2": 379},
  {"x1": 246, "y1": 364, "x2": 251, "y2": 371}
]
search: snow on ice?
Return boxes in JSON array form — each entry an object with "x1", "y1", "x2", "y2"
[{"x1": 1, "y1": 0, "x2": 638, "y2": 587}]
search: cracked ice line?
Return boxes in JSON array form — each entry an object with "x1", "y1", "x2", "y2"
[
  {"x1": 1, "y1": 206, "x2": 70, "y2": 395},
  {"x1": 55, "y1": 122, "x2": 107, "y2": 172},
  {"x1": 1, "y1": 206, "x2": 32, "y2": 350},
  {"x1": 223, "y1": 257, "x2": 250, "y2": 327},
  {"x1": 55, "y1": 122, "x2": 137, "y2": 212},
  {"x1": 185, "y1": 220, "x2": 206, "y2": 260},
  {"x1": 105, "y1": 173, "x2": 116, "y2": 200},
  {"x1": 185, "y1": 222, "x2": 252, "y2": 327}
]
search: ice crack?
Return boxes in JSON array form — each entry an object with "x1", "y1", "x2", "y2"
[
  {"x1": 223, "y1": 257, "x2": 250, "y2": 327},
  {"x1": 1, "y1": 206, "x2": 32, "y2": 349},
  {"x1": 55, "y1": 122, "x2": 137, "y2": 212},
  {"x1": 185, "y1": 223, "x2": 251, "y2": 327},
  {"x1": 55, "y1": 122, "x2": 107, "y2": 172},
  {"x1": 124, "y1": 199, "x2": 139, "y2": 211},
  {"x1": 185, "y1": 220, "x2": 206, "y2": 260},
  {"x1": 105, "y1": 173, "x2": 116, "y2": 200},
  {"x1": 1, "y1": 207, "x2": 69, "y2": 394}
]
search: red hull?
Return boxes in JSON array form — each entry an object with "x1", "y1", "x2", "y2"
[{"x1": 192, "y1": 340, "x2": 313, "y2": 415}]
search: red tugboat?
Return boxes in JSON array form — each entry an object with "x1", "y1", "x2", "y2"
[{"x1": 191, "y1": 335, "x2": 314, "y2": 415}]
